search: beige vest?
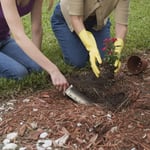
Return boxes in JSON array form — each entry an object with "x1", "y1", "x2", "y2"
[
  {"x1": 60, "y1": 0, "x2": 129, "y2": 32},
  {"x1": 84, "y1": 0, "x2": 119, "y2": 30}
]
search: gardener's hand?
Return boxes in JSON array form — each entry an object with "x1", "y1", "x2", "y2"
[
  {"x1": 114, "y1": 38, "x2": 124, "y2": 73},
  {"x1": 50, "y1": 68, "x2": 69, "y2": 93},
  {"x1": 78, "y1": 29, "x2": 102, "y2": 77}
]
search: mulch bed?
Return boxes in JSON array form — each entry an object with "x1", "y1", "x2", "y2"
[{"x1": 0, "y1": 51, "x2": 150, "y2": 150}]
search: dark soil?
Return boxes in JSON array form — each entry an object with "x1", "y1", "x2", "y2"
[
  {"x1": 0, "y1": 50, "x2": 150, "y2": 150},
  {"x1": 68, "y1": 62, "x2": 139, "y2": 111}
]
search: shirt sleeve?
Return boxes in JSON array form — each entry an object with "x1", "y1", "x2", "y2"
[
  {"x1": 115, "y1": 0, "x2": 130, "y2": 25},
  {"x1": 68, "y1": 0, "x2": 84, "y2": 16}
]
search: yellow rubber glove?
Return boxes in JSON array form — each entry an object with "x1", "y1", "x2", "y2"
[
  {"x1": 114, "y1": 38, "x2": 124, "y2": 73},
  {"x1": 78, "y1": 29, "x2": 102, "y2": 77}
]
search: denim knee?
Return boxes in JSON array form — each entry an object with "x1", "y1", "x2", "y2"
[
  {"x1": 64, "y1": 56, "x2": 87, "y2": 68},
  {"x1": 1, "y1": 67, "x2": 28, "y2": 80},
  {"x1": 14, "y1": 69, "x2": 29, "y2": 80},
  {"x1": 27, "y1": 62, "x2": 42, "y2": 73}
]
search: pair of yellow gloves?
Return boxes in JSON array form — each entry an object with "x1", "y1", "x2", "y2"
[{"x1": 78, "y1": 29, "x2": 124, "y2": 77}]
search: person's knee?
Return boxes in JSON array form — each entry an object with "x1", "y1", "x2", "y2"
[
  {"x1": 31, "y1": 65, "x2": 42, "y2": 72},
  {"x1": 6, "y1": 64, "x2": 42, "y2": 80},
  {"x1": 14, "y1": 69, "x2": 28, "y2": 80},
  {"x1": 1, "y1": 67, "x2": 28, "y2": 80},
  {"x1": 28, "y1": 63, "x2": 42, "y2": 73}
]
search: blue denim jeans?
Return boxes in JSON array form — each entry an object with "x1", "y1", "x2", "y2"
[
  {"x1": 51, "y1": 4, "x2": 111, "y2": 68},
  {"x1": 0, "y1": 38, "x2": 42, "y2": 80}
]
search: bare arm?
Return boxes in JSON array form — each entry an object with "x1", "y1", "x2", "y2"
[
  {"x1": 0, "y1": 0, "x2": 69, "y2": 92},
  {"x1": 31, "y1": 0, "x2": 43, "y2": 49},
  {"x1": 70, "y1": 15, "x2": 85, "y2": 34},
  {"x1": 115, "y1": 23, "x2": 128, "y2": 41},
  {"x1": 114, "y1": 0, "x2": 129, "y2": 41}
]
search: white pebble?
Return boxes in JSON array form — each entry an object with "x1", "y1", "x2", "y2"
[
  {"x1": 106, "y1": 113, "x2": 111, "y2": 119},
  {"x1": 33, "y1": 108, "x2": 38, "y2": 112},
  {"x1": 42, "y1": 140, "x2": 52, "y2": 147},
  {"x1": 2, "y1": 143, "x2": 18, "y2": 150},
  {"x1": 6, "y1": 102, "x2": 14, "y2": 106},
  {"x1": 36, "y1": 140, "x2": 46, "y2": 150},
  {"x1": 6, "y1": 132, "x2": 18, "y2": 140},
  {"x1": 77, "y1": 123, "x2": 82, "y2": 127},
  {"x1": 20, "y1": 122, "x2": 24, "y2": 125},
  {"x1": 6, "y1": 107, "x2": 14, "y2": 111},
  {"x1": 46, "y1": 148, "x2": 52, "y2": 150},
  {"x1": 19, "y1": 147, "x2": 27, "y2": 150},
  {"x1": 30, "y1": 122, "x2": 38, "y2": 129},
  {"x1": 131, "y1": 148, "x2": 136, "y2": 150},
  {"x1": 40, "y1": 132, "x2": 48, "y2": 139},
  {"x1": 23, "y1": 98, "x2": 30, "y2": 103},
  {"x1": 54, "y1": 134, "x2": 69, "y2": 146},
  {"x1": 0, "y1": 106, "x2": 5, "y2": 111},
  {"x1": 36, "y1": 139, "x2": 52, "y2": 149},
  {"x1": 3, "y1": 139, "x2": 10, "y2": 145},
  {"x1": 92, "y1": 115, "x2": 96, "y2": 118},
  {"x1": 0, "y1": 117, "x2": 3, "y2": 121},
  {"x1": 110, "y1": 126, "x2": 118, "y2": 133},
  {"x1": 9, "y1": 99, "x2": 17, "y2": 103}
]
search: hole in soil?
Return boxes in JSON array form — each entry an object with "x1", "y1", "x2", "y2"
[
  {"x1": 67, "y1": 67, "x2": 140, "y2": 111},
  {"x1": 105, "y1": 92, "x2": 126, "y2": 107}
]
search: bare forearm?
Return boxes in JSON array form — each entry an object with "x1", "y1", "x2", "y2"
[
  {"x1": 115, "y1": 23, "x2": 128, "y2": 40},
  {"x1": 70, "y1": 15, "x2": 85, "y2": 34},
  {"x1": 15, "y1": 34, "x2": 59, "y2": 74},
  {"x1": 32, "y1": 26, "x2": 43, "y2": 49}
]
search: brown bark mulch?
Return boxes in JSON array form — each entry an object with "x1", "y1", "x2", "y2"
[{"x1": 0, "y1": 50, "x2": 150, "y2": 150}]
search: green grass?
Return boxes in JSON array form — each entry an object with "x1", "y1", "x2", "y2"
[
  {"x1": 125, "y1": 0, "x2": 150, "y2": 54},
  {"x1": 0, "y1": 0, "x2": 149, "y2": 98}
]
